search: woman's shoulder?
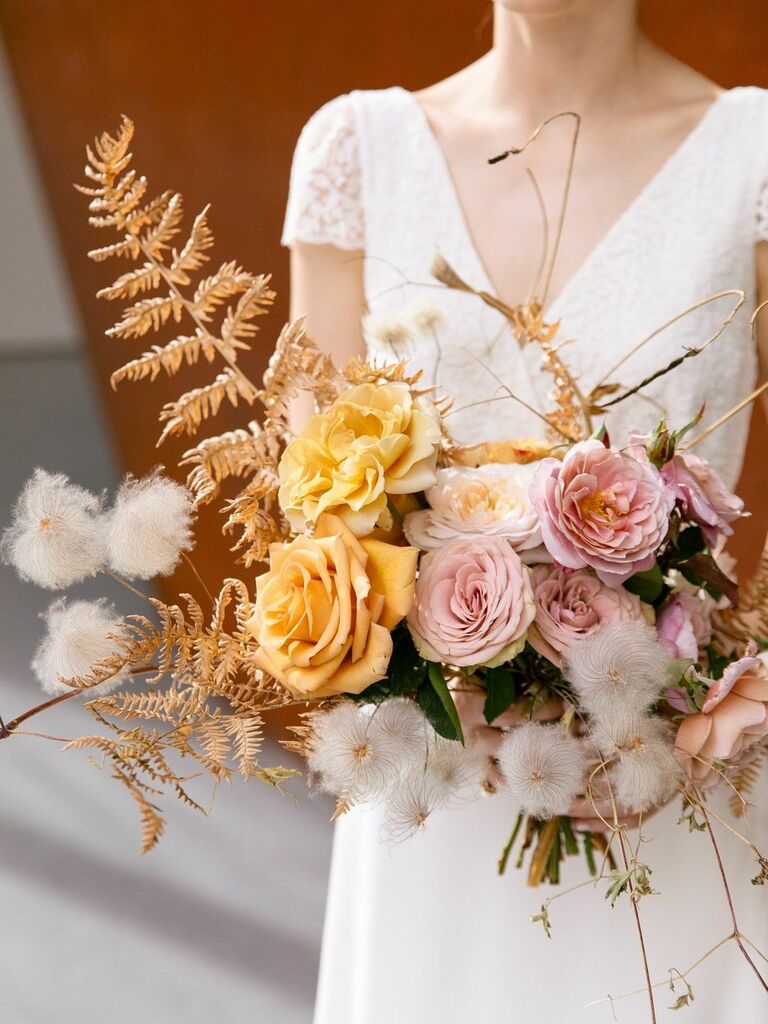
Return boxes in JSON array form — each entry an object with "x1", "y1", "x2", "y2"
[{"x1": 298, "y1": 87, "x2": 408, "y2": 134}]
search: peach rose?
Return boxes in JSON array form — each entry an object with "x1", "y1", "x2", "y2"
[
  {"x1": 248, "y1": 513, "x2": 418, "y2": 698},
  {"x1": 403, "y1": 464, "x2": 543, "y2": 555},
  {"x1": 675, "y1": 651, "x2": 768, "y2": 786},
  {"x1": 278, "y1": 382, "x2": 442, "y2": 536}
]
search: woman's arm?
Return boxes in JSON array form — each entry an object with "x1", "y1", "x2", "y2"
[
  {"x1": 756, "y1": 241, "x2": 768, "y2": 416},
  {"x1": 288, "y1": 241, "x2": 366, "y2": 433}
]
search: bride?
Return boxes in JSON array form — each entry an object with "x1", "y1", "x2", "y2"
[{"x1": 283, "y1": 1, "x2": 768, "y2": 1021}]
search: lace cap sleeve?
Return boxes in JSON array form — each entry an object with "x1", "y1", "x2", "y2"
[{"x1": 282, "y1": 93, "x2": 364, "y2": 250}]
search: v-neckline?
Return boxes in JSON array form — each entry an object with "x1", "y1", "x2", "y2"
[{"x1": 398, "y1": 86, "x2": 733, "y2": 319}]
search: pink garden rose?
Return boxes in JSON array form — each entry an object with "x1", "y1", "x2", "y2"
[
  {"x1": 407, "y1": 538, "x2": 535, "y2": 667},
  {"x1": 675, "y1": 648, "x2": 768, "y2": 787},
  {"x1": 656, "y1": 589, "x2": 713, "y2": 661},
  {"x1": 403, "y1": 464, "x2": 542, "y2": 555},
  {"x1": 530, "y1": 440, "x2": 674, "y2": 587},
  {"x1": 661, "y1": 452, "x2": 744, "y2": 547},
  {"x1": 528, "y1": 564, "x2": 648, "y2": 666}
]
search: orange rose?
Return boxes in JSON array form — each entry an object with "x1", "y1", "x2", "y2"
[
  {"x1": 248, "y1": 513, "x2": 418, "y2": 698},
  {"x1": 675, "y1": 662, "x2": 768, "y2": 787}
]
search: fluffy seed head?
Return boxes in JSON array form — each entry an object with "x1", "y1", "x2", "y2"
[
  {"x1": 380, "y1": 775, "x2": 445, "y2": 844},
  {"x1": 592, "y1": 714, "x2": 683, "y2": 813},
  {"x1": 307, "y1": 702, "x2": 413, "y2": 804},
  {"x1": 2, "y1": 469, "x2": 106, "y2": 589},
  {"x1": 408, "y1": 301, "x2": 445, "y2": 335},
  {"x1": 32, "y1": 598, "x2": 128, "y2": 697},
  {"x1": 362, "y1": 311, "x2": 414, "y2": 353},
  {"x1": 563, "y1": 620, "x2": 673, "y2": 718},
  {"x1": 105, "y1": 473, "x2": 195, "y2": 579},
  {"x1": 423, "y1": 735, "x2": 488, "y2": 804},
  {"x1": 497, "y1": 722, "x2": 589, "y2": 818}
]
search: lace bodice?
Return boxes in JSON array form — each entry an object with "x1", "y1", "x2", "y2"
[{"x1": 283, "y1": 86, "x2": 768, "y2": 488}]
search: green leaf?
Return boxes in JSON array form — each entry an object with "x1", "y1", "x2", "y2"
[
  {"x1": 350, "y1": 627, "x2": 427, "y2": 704},
  {"x1": 416, "y1": 663, "x2": 464, "y2": 743},
  {"x1": 674, "y1": 524, "x2": 706, "y2": 560},
  {"x1": 623, "y1": 563, "x2": 664, "y2": 603},
  {"x1": 483, "y1": 665, "x2": 518, "y2": 723}
]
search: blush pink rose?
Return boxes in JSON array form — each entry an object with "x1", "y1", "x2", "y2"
[
  {"x1": 661, "y1": 453, "x2": 744, "y2": 547},
  {"x1": 530, "y1": 439, "x2": 674, "y2": 587},
  {"x1": 407, "y1": 538, "x2": 535, "y2": 668},
  {"x1": 675, "y1": 655, "x2": 768, "y2": 787},
  {"x1": 656, "y1": 590, "x2": 713, "y2": 661},
  {"x1": 528, "y1": 564, "x2": 648, "y2": 666}
]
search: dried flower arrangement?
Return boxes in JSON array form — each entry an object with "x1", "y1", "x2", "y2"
[{"x1": 1, "y1": 115, "x2": 767, "y2": 1021}]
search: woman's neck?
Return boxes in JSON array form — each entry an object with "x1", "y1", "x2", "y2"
[{"x1": 489, "y1": 1, "x2": 643, "y2": 120}]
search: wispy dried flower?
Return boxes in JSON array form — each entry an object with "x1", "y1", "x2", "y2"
[
  {"x1": 592, "y1": 714, "x2": 682, "y2": 813},
  {"x1": 371, "y1": 698, "x2": 430, "y2": 755},
  {"x1": 380, "y1": 775, "x2": 445, "y2": 843},
  {"x1": 363, "y1": 311, "x2": 414, "y2": 354},
  {"x1": 32, "y1": 598, "x2": 128, "y2": 696},
  {"x1": 563, "y1": 621, "x2": 673, "y2": 718},
  {"x1": 423, "y1": 735, "x2": 488, "y2": 803},
  {"x1": 105, "y1": 473, "x2": 195, "y2": 579},
  {"x1": 408, "y1": 301, "x2": 445, "y2": 335},
  {"x1": 497, "y1": 722, "x2": 589, "y2": 817},
  {"x1": 1, "y1": 469, "x2": 105, "y2": 589},
  {"x1": 307, "y1": 703, "x2": 409, "y2": 804}
]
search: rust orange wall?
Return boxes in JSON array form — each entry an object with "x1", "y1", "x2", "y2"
[{"x1": 1, "y1": 0, "x2": 767, "y2": 581}]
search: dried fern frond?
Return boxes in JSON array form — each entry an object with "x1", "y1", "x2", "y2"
[
  {"x1": 110, "y1": 332, "x2": 219, "y2": 387},
  {"x1": 223, "y1": 469, "x2": 290, "y2": 566},
  {"x1": 728, "y1": 748, "x2": 766, "y2": 818},
  {"x1": 158, "y1": 369, "x2": 257, "y2": 444},
  {"x1": 180, "y1": 422, "x2": 275, "y2": 507},
  {"x1": 712, "y1": 539, "x2": 768, "y2": 654},
  {"x1": 342, "y1": 356, "x2": 424, "y2": 389},
  {"x1": 78, "y1": 116, "x2": 271, "y2": 447},
  {"x1": 258, "y1": 318, "x2": 341, "y2": 425}
]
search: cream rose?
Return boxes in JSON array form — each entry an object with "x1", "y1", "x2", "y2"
[
  {"x1": 403, "y1": 463, "x2": 543, "y2": 555},
  {"x1": 278, "y1": 382, "x2": 442, "y2": 536},
  {"x1": 248, "y1": 513, "x2": 418, "y2": 698}
]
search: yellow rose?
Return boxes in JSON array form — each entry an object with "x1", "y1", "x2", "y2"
[
  {"x1": 278, "y1": 382, "x2": 442, "y2": 536},
  {"x1": 248, "y1": 513, "x2": 418, "y2": 698}
]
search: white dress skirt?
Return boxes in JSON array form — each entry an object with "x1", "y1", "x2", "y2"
[{"x1": 282, "y1": 85, "x2": 768, "y2": 1023}]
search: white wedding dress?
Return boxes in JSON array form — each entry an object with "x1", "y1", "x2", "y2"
[{"x1": 283, "y1": 86, "x2": 768, "y2": 1023}]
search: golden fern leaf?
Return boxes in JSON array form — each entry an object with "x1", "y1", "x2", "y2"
[
  {"x1": 223, "y1": 715, "x2": 263, "y2": 777},
  {"x1": 107, "y1": 293, "x2": 185, "y2": 340},
  {"x1": 221, "y1": 275, "x2": 275, "y2": 342},
  {"x1": 222, "y1": 468, "x2": 289, "y2": 566},
  {"x1": 192, "y1": 261, "x2": 254, "y2": 320},
  {"x1": 197, "y1": 718, "x2": 232, "y2": 768},
  {"x1": 342, "y1": 356, "x2": 424, "y2": 388},
  {"x1": 135, "y1": 792, "x2": 166, "y2": 854},
  {"x1": 180, "y1": 422, "x2": 268, "y2": 506},
  {"x1": 157, "y1": 369, "x2": 257, "y2": 444},
  {"x1": 212, "y1": 578, "x2": 253, "y2": 633},
  {"x1": 87, "y1": 688, "x2": 210, "y2": 724},
  {"x1": 87, "y1": 237, "x2": 142, "y2": 263},
  {"x1": 728, "y1": 749, "x2": 766, "y2": 818},
  {"x1": 142, "y1": 192, "x2": 184, "y2": 259},
  {"x1": 97, "y1": 262, "x2": 164, "y2": 301},
  {"x1": 169, "y1": 208, "x2": 214, "y2": 280},
  {"x1": 110, "y1": 333, "x2": 218, "y2": 387},
  {"x1": 259, "y1": 318, "x2": 341, "y2": 424}
]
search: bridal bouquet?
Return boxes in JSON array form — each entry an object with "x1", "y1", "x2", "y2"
[{"x1": 2, "y1": 118, "x2": 767, "y2": 1012}]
